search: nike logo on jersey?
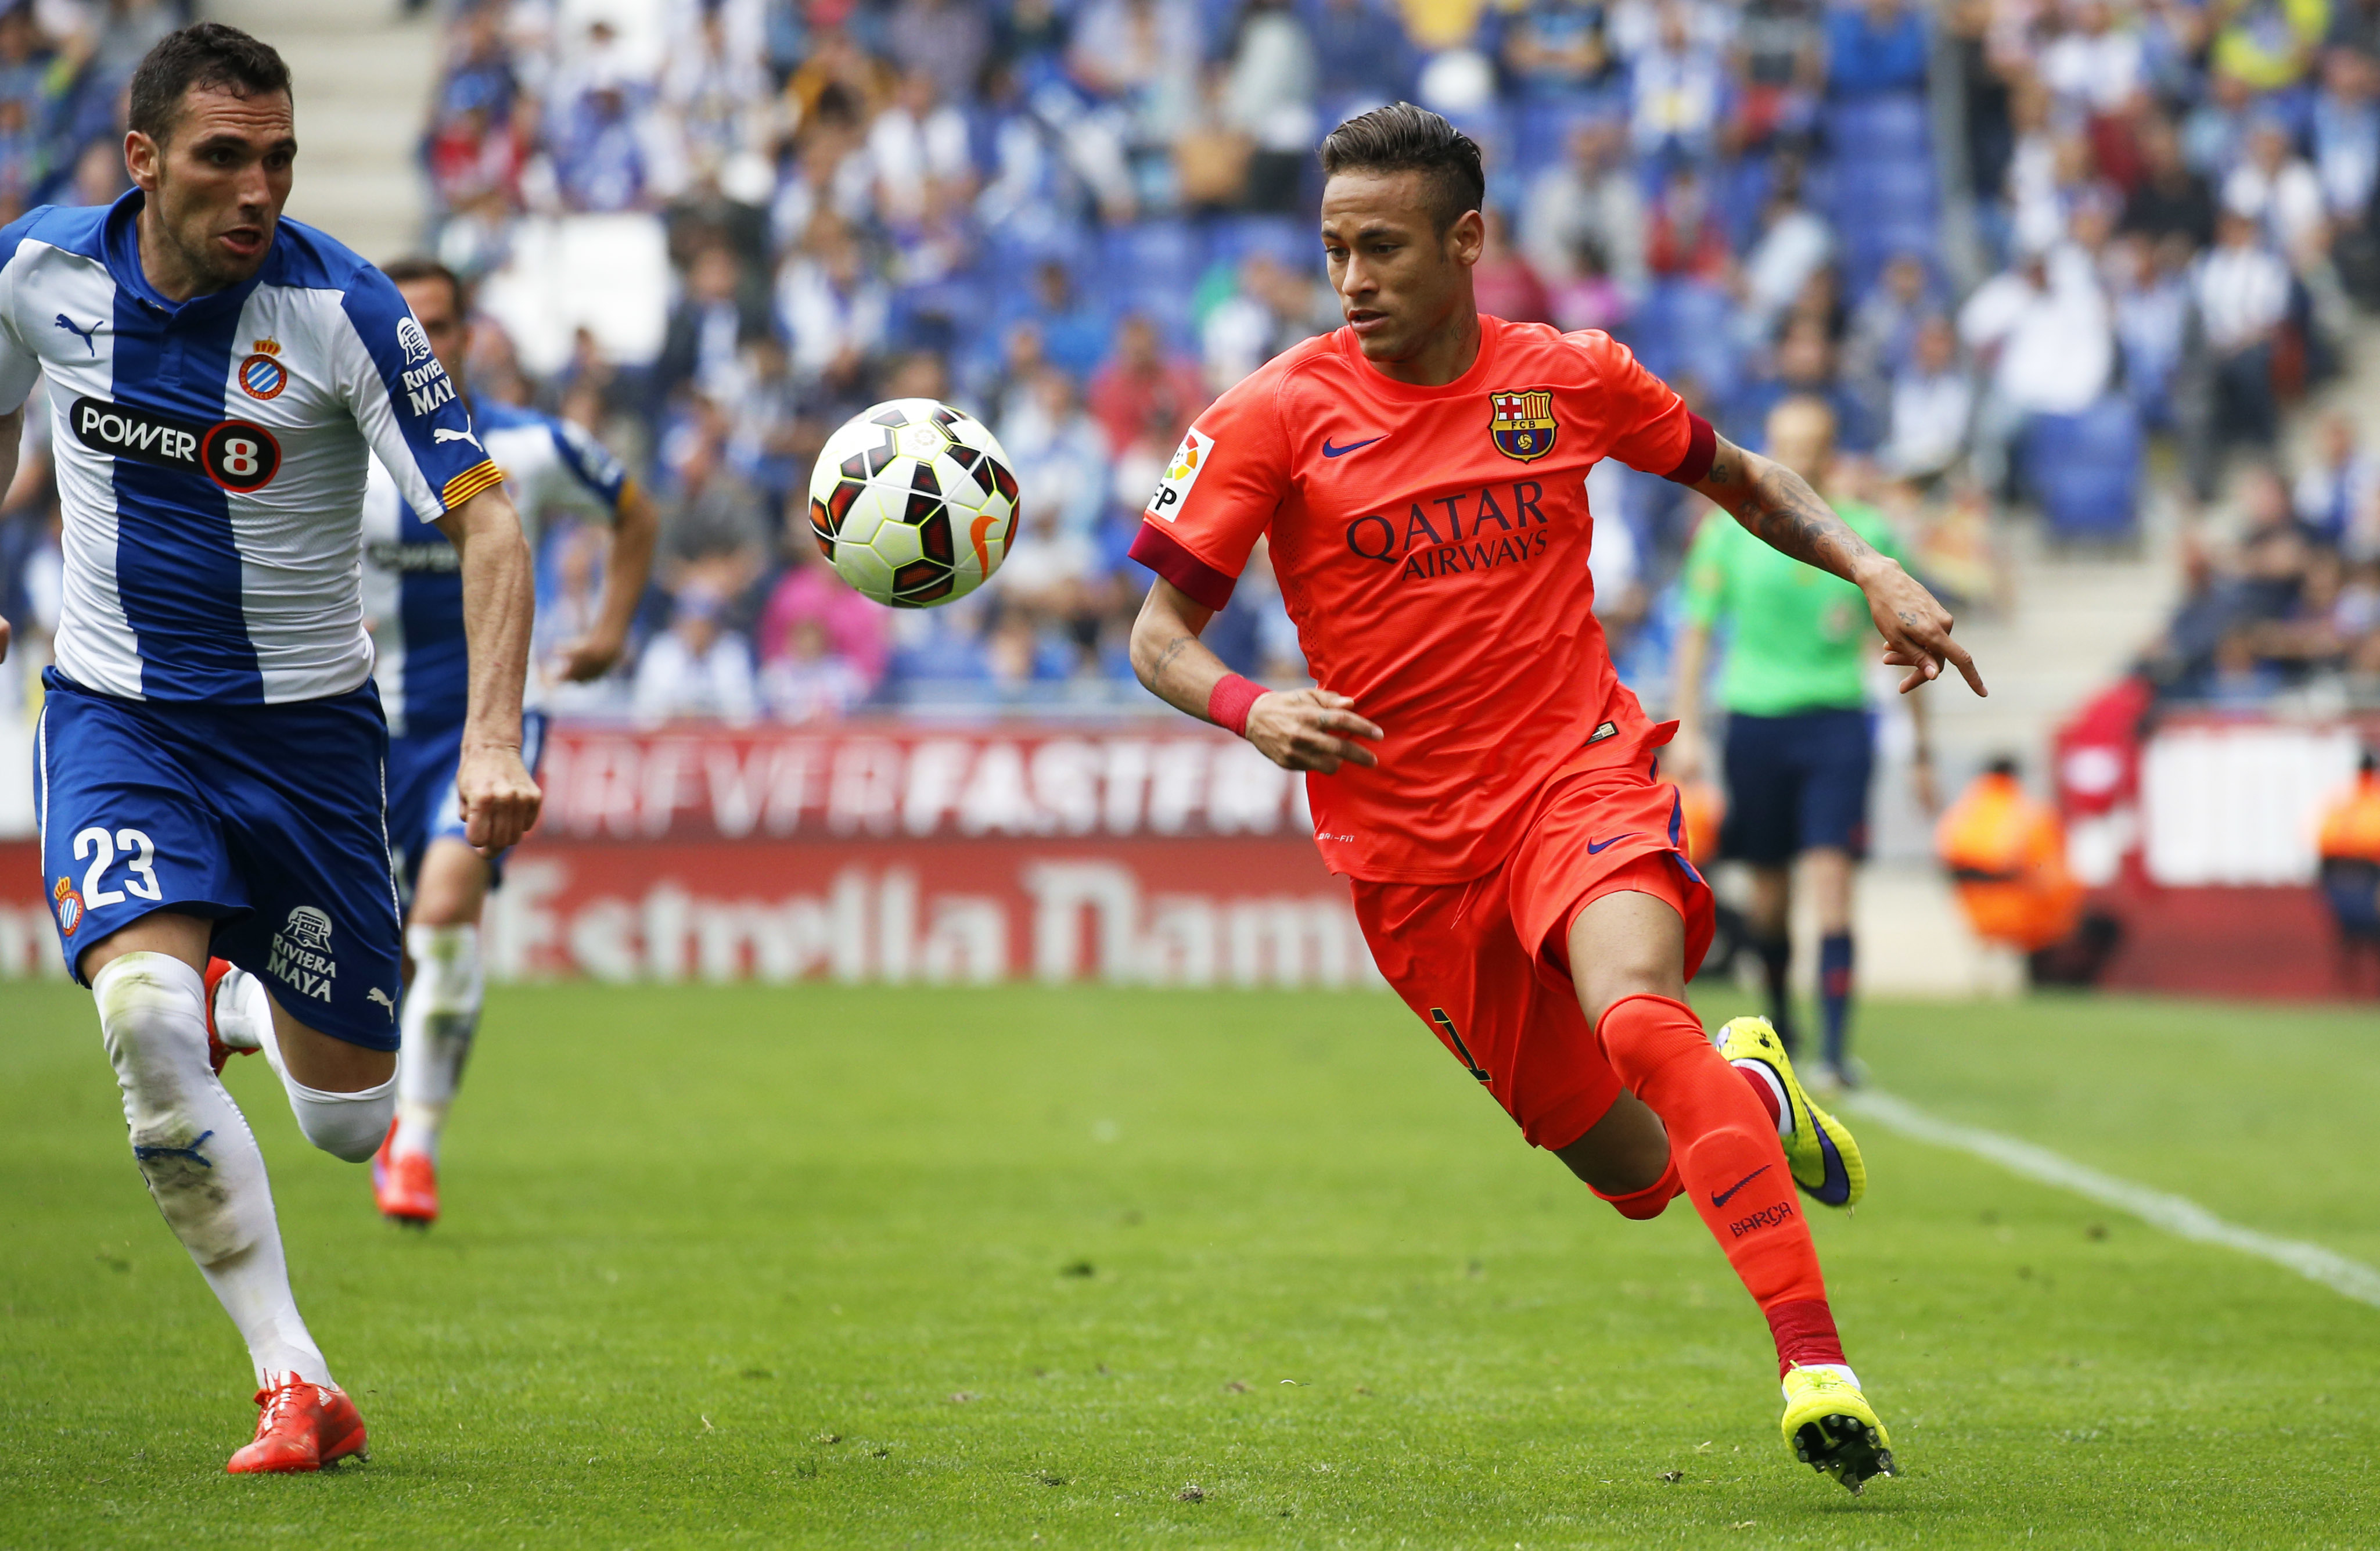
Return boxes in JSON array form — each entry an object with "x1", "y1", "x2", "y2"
[
  {"x1": 433, "y1": 427, "x2": 483, "y2": 450},
  {"x1": 1585, "y1": 833, "x2": 1640, "y2": 853},
  {"x1": 1321, "y1": 436, "x2": 1385, "y2": 458},
  {"x1": 53, "y1": 314, "x2": 99, "y2": 355},
  {"x1": 1710, "y1": 1164, "x2": 1771, "y2": 1208}
]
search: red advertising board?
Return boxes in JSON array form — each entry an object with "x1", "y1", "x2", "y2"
[
  {"x1": 535, "y1": 724, "x2": 1314, "y2": 843},
  {"x1": 0, "y1": 726, "x2": 1382, "y2": 988}
]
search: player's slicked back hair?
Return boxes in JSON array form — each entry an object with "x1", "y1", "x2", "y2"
[
  {"x1": 381, "y1": 256, "x2": 471, "y2": 318},
  {"x1": 128, "y1": 23, "x2": 293, "y2": 148},
  {"x1": 1319, "y1": 103, "x2": 1484, "y2": 233}
]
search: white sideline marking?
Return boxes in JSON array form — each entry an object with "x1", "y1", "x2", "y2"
[{"x1": 1844, "y1": 1089, "x2": 2380, "y2": 1312}]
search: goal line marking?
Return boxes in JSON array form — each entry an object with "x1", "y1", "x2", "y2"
[{"x1": 1843, "y1": 1089, "x2": 2380, "y2": 1312}]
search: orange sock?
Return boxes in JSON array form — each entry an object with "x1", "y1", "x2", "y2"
[
  {"x1": 1597, "y1": 993, "x2": 1845, "y2": 1373},
  {"x1": 1591, "y1": 1155, "x2": 1681, "y2": 1219}
]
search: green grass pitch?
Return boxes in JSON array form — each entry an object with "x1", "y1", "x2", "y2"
[{"x1": 4, "y1": 980, "x2": 2377, "y2": 1549}]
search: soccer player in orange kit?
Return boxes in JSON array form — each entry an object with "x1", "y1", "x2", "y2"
[{"x1": 1126, "y1": 105, "x2": 1986, "y2": 1493}]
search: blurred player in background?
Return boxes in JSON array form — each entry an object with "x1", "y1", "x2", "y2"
[
  {"x1": 0, "y1": 26, "x2": 536, "y2": 1470},
  {"x1": 1669, "y1": 396, "x2": 1936, "y2": 1089},
  {"x1": 1128, "y1": 104, "x2": 1983, "y2": 1491},
  {"x1": 362, "y1": 258, "x2": 657, "y2": 1227}
]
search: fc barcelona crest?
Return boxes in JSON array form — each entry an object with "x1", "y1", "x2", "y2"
[{"x1": 1489, "y1": 389, "x2": 1557, "y2": 462}]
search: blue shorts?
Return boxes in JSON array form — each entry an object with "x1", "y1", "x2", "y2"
[
  {"x1": 34, "y1": 669, "x2": 404, "y2": 1050},
  {"x1": 1719, "y1": 706, "x2": 1874, "y2": 866},
  {"x1": 384, "y1": 709, "x2": 547, "y2": 906}
]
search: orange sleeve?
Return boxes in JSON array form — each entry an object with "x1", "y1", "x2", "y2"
[
  {"x1": 1128, "y1": 368, "x2": 1292, "y2": 611},
  {"x1": 1569, "y1": 329, "x2": 1713, "y2": 483}
]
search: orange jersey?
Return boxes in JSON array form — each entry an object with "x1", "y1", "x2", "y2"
[{"x1": 1129, "y1": 315, "x2": 1713, "y2": 882}]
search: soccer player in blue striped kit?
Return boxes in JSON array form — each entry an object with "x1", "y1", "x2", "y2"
[
  {"x1": 361, "y1": 256, "x2": 657, "y2": 1226},
  {"x1": 0, "y1": 26, "x2": 538, "y2": 1471}
]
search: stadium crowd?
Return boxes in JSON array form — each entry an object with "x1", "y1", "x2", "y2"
[{"x1": 1, "y1": 0, "x2": 2379, "y2": 718}]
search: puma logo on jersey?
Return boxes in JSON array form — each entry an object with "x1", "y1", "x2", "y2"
[
  {"x1": 433, "y1": 427, "x2": 483, "y2": 450},
  {"x1": 367, "y1": 987, "x2": 397, "y2": 1018},
  {"x1": 53, "y1": 314, "x2": 99, "y2": 355}
]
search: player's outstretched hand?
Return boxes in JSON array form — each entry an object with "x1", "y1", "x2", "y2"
[
  {"x1": 1246, "y1": 688, "x2": 1385, "y2": 774},
  {"x1": 1861, "y1": 561, "x2": 1987, "y2": 697},
  {"x1": 456, "y1": 742, "x2": 543, "y2": 855},
  {"x1": 553, "y1": 629, "x2": 627, "y2": 684}
]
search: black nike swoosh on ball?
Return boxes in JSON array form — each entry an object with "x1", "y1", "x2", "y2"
[
  {"x1": 1711, "y1": 1164, "x2": 1772, "y2": 1208},
  {"x1": 1321, "y1": 436, "x2": 1385, "y2": 457}
]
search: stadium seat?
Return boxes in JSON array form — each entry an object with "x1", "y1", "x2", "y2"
[
  {"x1": 1825, "y1": 95, "x2": 1930, "y2": 162},
  {"x1": 1207, "y1": 213, "x2": 1309, "y2": 267},
  {"x1": 2022, "y1": 397, "x2": 2143, "y2": 541}
]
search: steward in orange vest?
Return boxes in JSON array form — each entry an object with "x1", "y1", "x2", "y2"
[
  {"x1": 2317, "y1": 753, "x2": 2380, "y2": 957},
  {"x1": 1936, "y1": 758, "x2": 2084, "y2": 954}
]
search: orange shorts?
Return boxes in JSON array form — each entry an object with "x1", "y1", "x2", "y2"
[{"x1": 1350, "y1": 759, "x2": 1716, "y2": 1151}]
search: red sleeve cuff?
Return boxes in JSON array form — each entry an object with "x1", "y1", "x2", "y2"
[
  {"x1": 1664, "y1": 412, "x2": 1717, "y2": 485},
  {"x1": 1128, "y1": 522, "x2": 1238, "y2": 611}
]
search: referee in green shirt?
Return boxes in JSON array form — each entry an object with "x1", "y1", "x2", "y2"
[{"x1": 1669, "y1": 396, "x2": 1937, "y2": 1089}]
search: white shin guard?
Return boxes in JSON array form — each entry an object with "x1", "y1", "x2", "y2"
[
  {"x1": 245, "y1": 971, "x2": 397, "y2": 1164},
  {"x1": 394, "y1": 923, "x2": 483, "y2": 1161},
  {"x1": 92, "y1": 953, "x2": 332, "y2": 1388}
]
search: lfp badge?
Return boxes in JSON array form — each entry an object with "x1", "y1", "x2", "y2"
[{"x1": 1489, "y1": 390, "x2": 1556, "y2": 463}]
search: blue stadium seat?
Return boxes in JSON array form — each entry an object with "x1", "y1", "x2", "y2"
[
  {"x1": 1831, "y1": 159, "x2": 1937, "y2": 218},
  {"x1": 1512, "y1": 99, "x2": 1604, "y2": 179},
  {"x1": 1624, "y1": 279, "x2": 1737, "y2": 392},
  {"x1": 1098, "y1": 220, "x2": 1205, "y2": 291},
  {"x1": 1826, "y1": 95, "x2": 1930, "y2": 163},
  {"x1": 2022, "y1": 397, "x2": 2143, "y2": 541},
  {"x1": 1208, "y1": 213, "x2": 1310, "y2": 267}
]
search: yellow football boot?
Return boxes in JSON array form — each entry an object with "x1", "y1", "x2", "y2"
[
  {"x1": 1715, "y1": 1015, "x2": 1865, "y2": 1208},
  {"x1": 1780, "y1": 1365, "x2": 1898, "y2": 1493}
]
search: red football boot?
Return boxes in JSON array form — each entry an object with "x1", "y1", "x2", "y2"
[
  {"x1": 202, "y1": 958, "x2": 260, "y2": 1077},
  {"x1": 372, "y1": 1123, "x2": 439, "y2": 1226},
  {"x1": 226, "y1": 1375, "x2": 368, "y2": 1474}
]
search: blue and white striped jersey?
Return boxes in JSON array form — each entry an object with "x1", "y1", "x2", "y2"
[
  {"x1": 362, "y1": 398, "x2": 630, "y2": 735},
  {"x1": 0, "y1": 191, "x2": 502, "y2": 704}
]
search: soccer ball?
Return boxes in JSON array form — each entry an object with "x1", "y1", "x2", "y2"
[{"x1": 806, "y1": 398, "x2": 1019, "y2": 608}]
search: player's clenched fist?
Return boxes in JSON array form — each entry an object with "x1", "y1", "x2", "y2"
[
  {"x1": 1245, "y1": 688, "x2": 1385, "y2": 774},
  {"x1": 456, "y1": 743, "x2": 542, "y2": 855}
]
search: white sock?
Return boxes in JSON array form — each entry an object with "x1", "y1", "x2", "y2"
[
  {"x1": 394, "y1": 923, "x2": 483, "y2": 1164},
  {"x1": 254, "y1": 988, "x2": 398, "y2": 1164},
  {"x1": 208, "y1": 964, "x2": 264, "y2": 1054},
  {"x1": 1733, "y1": 1058, "x2": 1795, "y2": 1140},
  {"x1": 93, "y1": 953, "x2": 334, "y2": 1389}
]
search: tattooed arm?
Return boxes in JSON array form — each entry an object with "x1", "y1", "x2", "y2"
[
  {"x1": 1130, "y1": 578, "x2": 1384, "y2": 772},
  {"x1": 1688, "y1": 435, "x2": 1987, "y2": 696}
]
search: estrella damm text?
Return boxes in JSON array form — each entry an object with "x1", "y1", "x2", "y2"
[{"x1": 1343, "y1": 480, "x2": 1551, "y2": 581}]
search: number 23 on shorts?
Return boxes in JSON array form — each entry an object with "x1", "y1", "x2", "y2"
[{"x1": 73, "y1": 825, "x2": 163, "y2": 907}]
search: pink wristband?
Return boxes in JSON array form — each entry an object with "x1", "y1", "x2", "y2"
[{"x1": 1207, "y1": 673, "x2": 1266, "y2": 737}]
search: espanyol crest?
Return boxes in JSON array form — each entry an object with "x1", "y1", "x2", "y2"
[{"x1": 1489, "y1": 389, "x2": 1557, "y2": 463}]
